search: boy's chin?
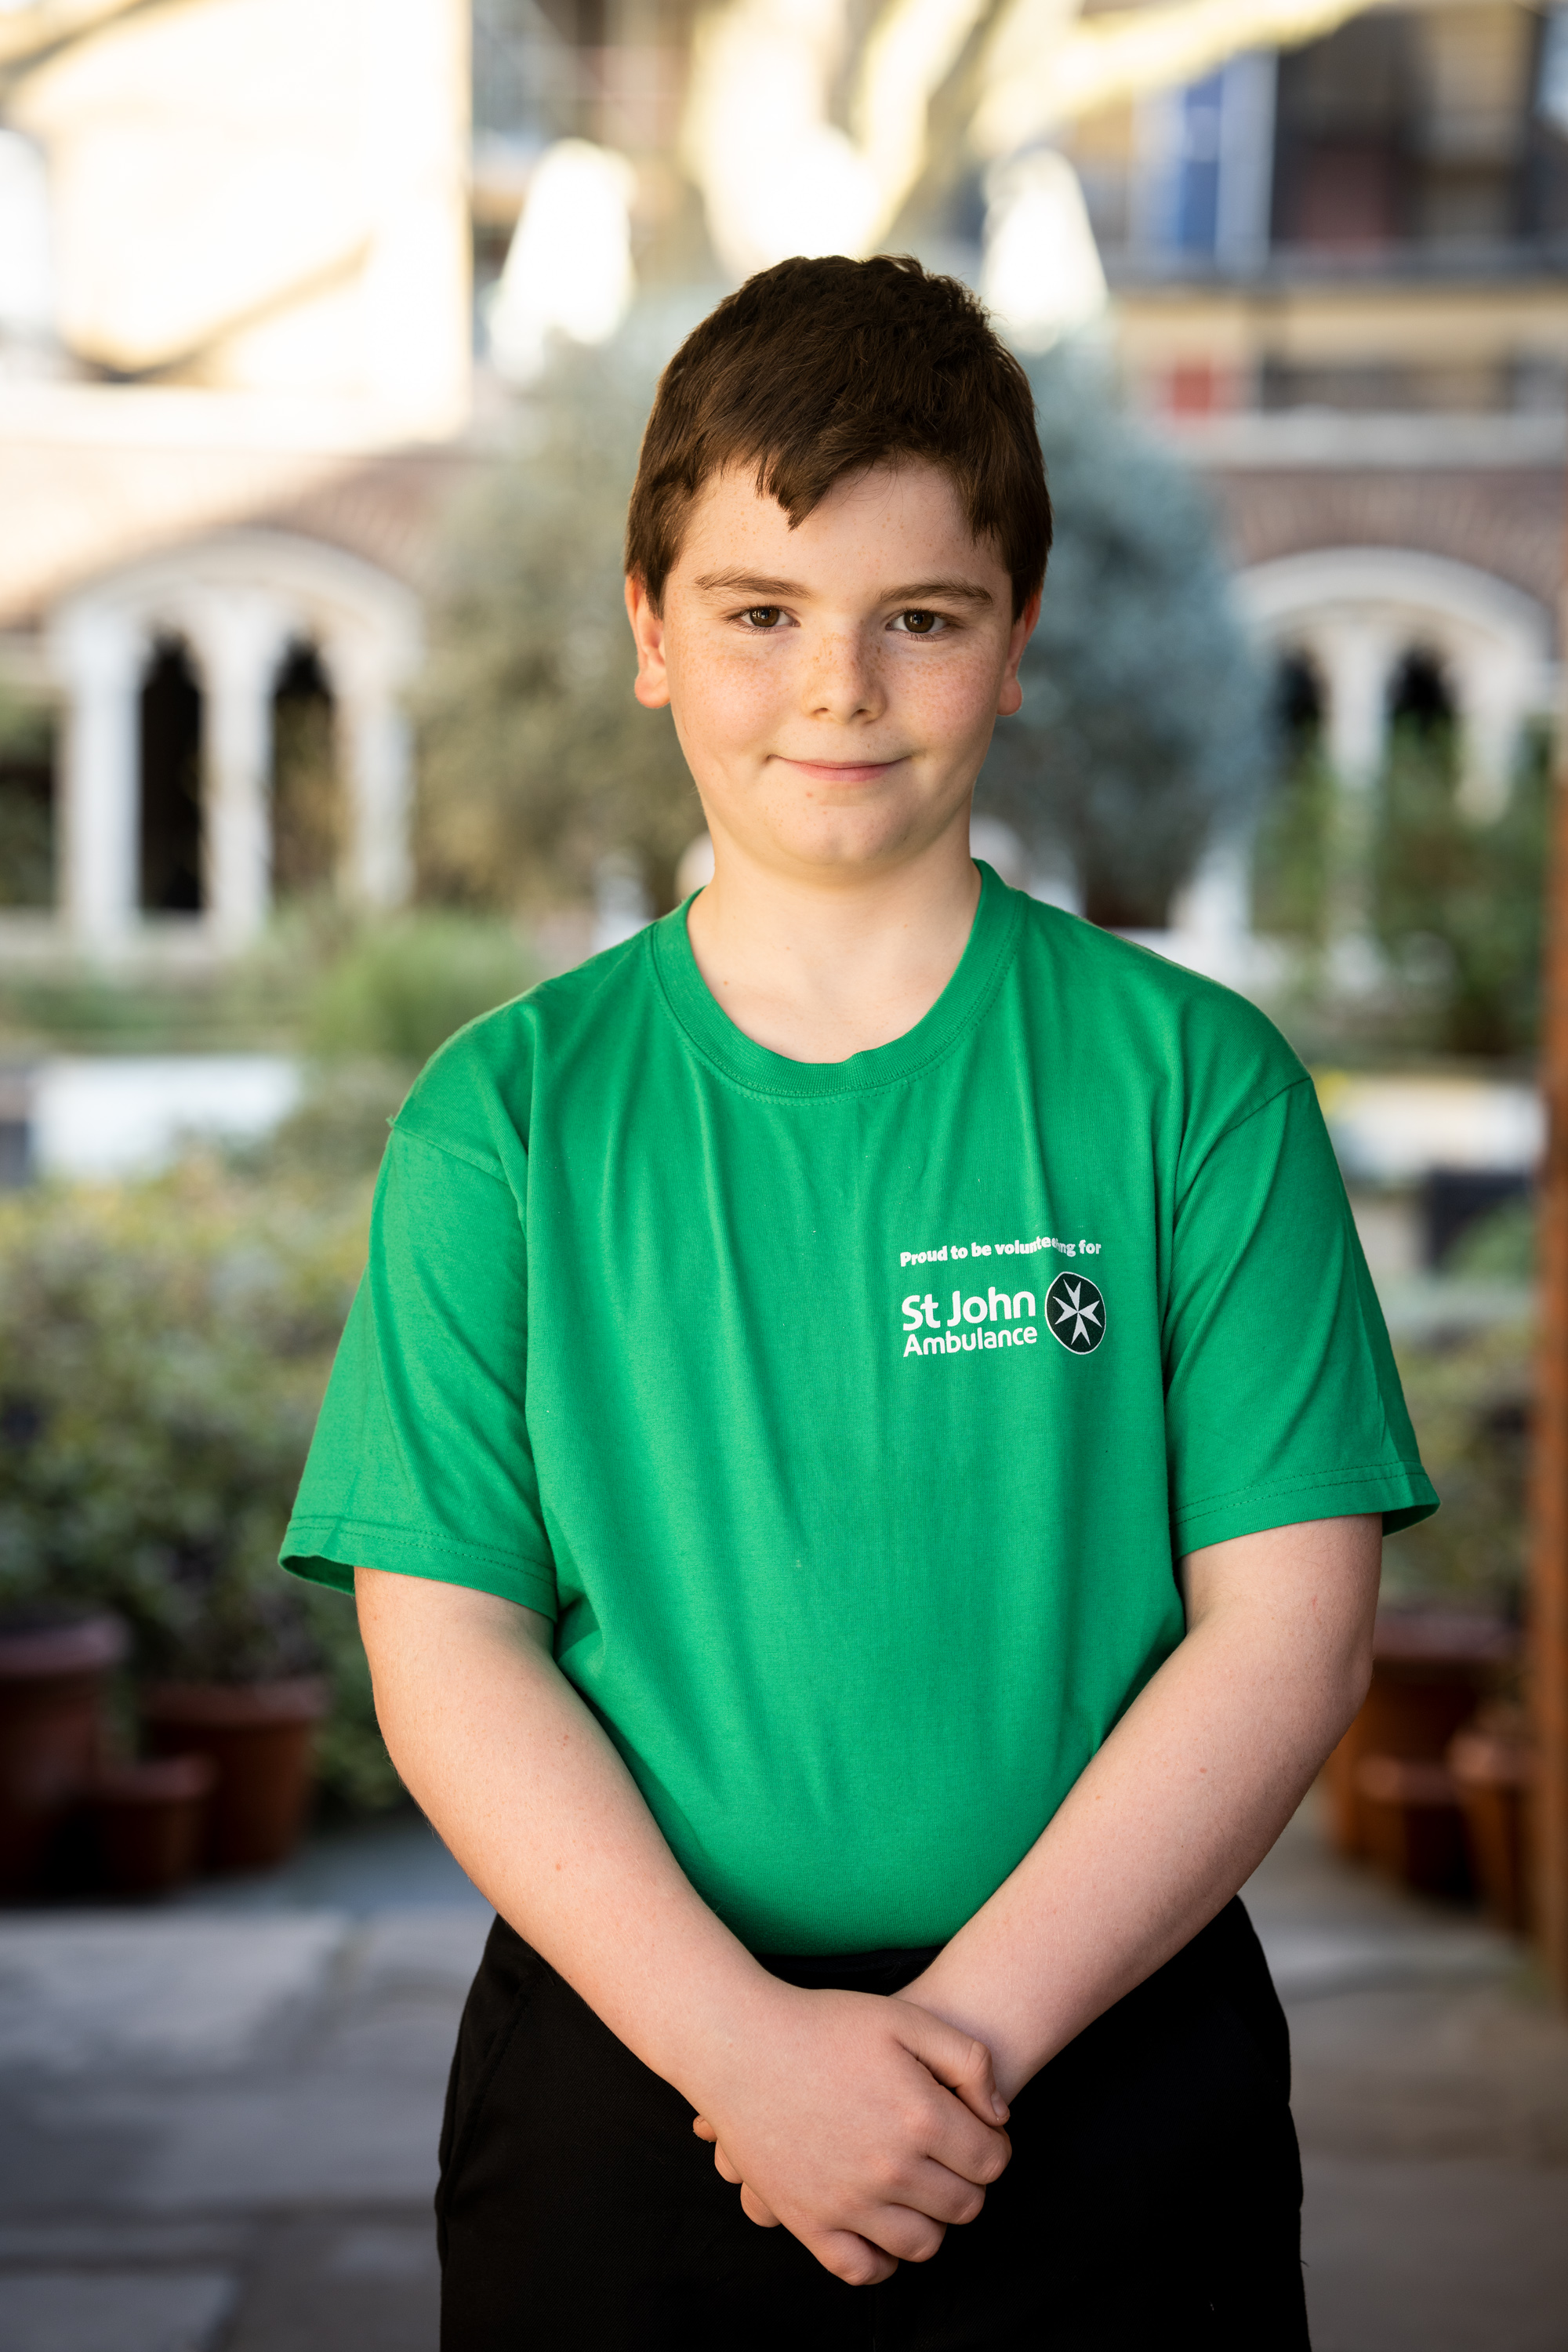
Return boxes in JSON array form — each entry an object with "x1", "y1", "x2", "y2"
[
  {"x1": 757, "y1": 821, "x2": 964, "y2": 880},
  {"x1": 715, "y1": 800, "x2": 974, "y2": 882}
]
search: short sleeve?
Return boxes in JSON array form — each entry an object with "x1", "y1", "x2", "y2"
[
  {"x1": 280, "y1": 1126, "x2": 557, "y2": 1616},
  {"x1": 1164, "y1": 1077, "x2": 1436, "y2": 1553}
]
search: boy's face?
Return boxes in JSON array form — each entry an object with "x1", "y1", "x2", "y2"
[{"x1": 626, "y1": 459, "x2": 1038, "y2": 883}]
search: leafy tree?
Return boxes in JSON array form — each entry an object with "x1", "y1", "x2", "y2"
[
  {"x1": 416, "y1": 349, "x2": 699, "y2": 914},
  {"x1": 977, "y1": 348, "x2": 1267, "y2": 927}
]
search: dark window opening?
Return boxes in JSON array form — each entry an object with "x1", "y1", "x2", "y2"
[
  {"x1": 1273, "y1": 15, "x2": 1415, "y2": 250},
  {"x1": 1422, "y1": 1168, "x2": 1531, "y2": 1269},
  {"x1": 1253, "y1": 652, "x2": 1332, "y2": 942},
  {"x1": 1276, "y1": 651, "x2": 1324, "y2": 750},
  {"x1": 138, "y1": 640, "x2": 204, "y2": 914},
  {"x1": 1260, "y1": 357, "x2": 1510, "y2": 414},
  {"x1": 0, "y1": 691, "x2": 57, "y2": 909},
  {"x1": 270, "y1": 643, "x2": 342, "y2": 902},
  {"x1": 1388, "y1": 647, "x2": 1455, "y2": 737},
  {"x1": 1381, "y1": 647, "x2": 1460, "y2": 844},
  {"x1": 1272, "y1": 9, "x2": 1534, "y2": 260}
]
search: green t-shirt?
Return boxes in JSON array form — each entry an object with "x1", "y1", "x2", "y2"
[{"x1": 283, "y1": 863, "x2": 1435, "y2": 1953}]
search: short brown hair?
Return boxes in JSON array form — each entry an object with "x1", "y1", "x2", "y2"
[{"x1": 625, "y1": 254, "x2": 1051, "y2": 619}]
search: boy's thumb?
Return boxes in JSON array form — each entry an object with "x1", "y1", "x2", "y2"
[{"x1": 900, "y1": 2005, "x2": 1009, "y2": 2125}]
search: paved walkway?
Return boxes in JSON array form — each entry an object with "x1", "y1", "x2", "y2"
[
  {"x1": 0, "y1": 1800, "x2": 1563, "y2": 2350},
  {"x1": 1247, "y1": 1807, "x2": 1568, "y2": 2352}
]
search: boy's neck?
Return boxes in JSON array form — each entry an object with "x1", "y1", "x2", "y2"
[{"x1": 684, "y1": 821, "x2": 983, "y2": 1065}]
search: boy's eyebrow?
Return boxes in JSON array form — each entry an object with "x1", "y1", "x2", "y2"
[
  {"x1": 883, "y1": 579, "x2": 995, "y2": 608},
  {"x1": 694, "y1": 569, "x2": 995, "y2": 607},
  {"x1": 693, "y1": 570, "x2": 806, "y2": 598}
]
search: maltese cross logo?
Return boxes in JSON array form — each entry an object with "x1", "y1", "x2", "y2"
[{"x1": 1045, "y1": 1272, "x2": 1106, "y2": 1355}]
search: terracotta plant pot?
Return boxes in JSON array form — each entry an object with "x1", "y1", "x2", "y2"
[
  {"x1": 1323, "y1": 1612, "x2": 1517, "y2": 1860},
  {"x1": 0, "y1": 1612, "x2": 128, "y2": 1896},
  {"x1": 1353, "y1": 1752, "x2": 1471, "y2": 1899},
  {"x1": 1448, "y1": 1725, "x2": 1537, "y2": 1933},
  {"x1": 86, "y1": 1753, "x2": 216, "y2": 1897},
  {"x1": 141, "y1": 1679, "x2": 328, "y2": 1871}
]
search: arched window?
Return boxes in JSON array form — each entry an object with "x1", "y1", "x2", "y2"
[
  {"x1": 1277, "y1": 650, "x2": 1324, "y2": 750},
  {"x1": 1387, "y1": 648, "x2": 1456, "y2": 741},
  {"x1": 1253, "y1": 650, "x2": 1331, "y2": 943},
  {"x1": 270, "y1": 641, "x2": 341, "y2": 901},
  {"x1": 138, "y1": 639, "x2": 204, "y2": 914},
  {"x1": 1374, "y1": 645, "x2": 1469, "y2": 1013},
  {"x1": 1381, "y1": 648, "x2": 1460, "y2": 837},
  {"x1": 0, "y1": 681, "x2": 57, "y2": 910}
]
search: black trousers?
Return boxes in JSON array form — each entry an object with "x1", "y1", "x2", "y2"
[{"x1": 437, "y1": 1897, "x2": 1310, "y2": 2350}]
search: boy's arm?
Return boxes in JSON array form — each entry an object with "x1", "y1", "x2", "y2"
[
  {"x1": 895, "y1": 1513, "x2": 1381, "y2": 2096},
  {"x1": 354, "y1": 1566, "x2": 1011, "y2": 2286},
  {"x1": 703, "y1": 1508, "x2": 1377, "y2": 2226}
]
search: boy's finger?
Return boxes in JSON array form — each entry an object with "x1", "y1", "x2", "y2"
[
  {"x1": 739, "y1": 2183, "x2": 782, "y2": 2228},
  {"x1": 902, "y1": 2153, "x2": 993, "y2": 2227},
  {"x1": 895, "y1": 2002, "x2": 1010, "y2": 2125},
  {"x1": 690, "y1": 2114, "x2": 717, "y2": 2142},
  {"x1": 713, "y1": 2143, "x2": 746, "y2": 2187},
  {"x1": 800, "y1": 2226, "x2": 898, "y2": 2288},
  {"x1": 924, "y1": 2107, "x2": 1011, "y2": 2193},
  {"x1": 858, "y1": 2205, "x2": 947, "y2": 2266}
]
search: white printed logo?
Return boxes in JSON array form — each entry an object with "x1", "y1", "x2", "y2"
[{"x1": 1045, "y1": 1272, "x2": 1105, "y2": 1354}]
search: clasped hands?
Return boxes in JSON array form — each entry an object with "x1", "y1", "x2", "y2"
[{"x1": 686, "y1": 1982, "x2": 1011, "y2": 2288}]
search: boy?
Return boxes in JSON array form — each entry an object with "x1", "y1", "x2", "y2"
[{"x1": 282, "y1": 255, "x2": 1436, "y2": 2348}]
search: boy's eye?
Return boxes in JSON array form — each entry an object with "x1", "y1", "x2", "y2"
[
  {"x1": 743, "y1": 606, "x2": 785, "y2": 629},
  {"x1": 897, "y1": 609, "x2": 941, "y2": 635}
]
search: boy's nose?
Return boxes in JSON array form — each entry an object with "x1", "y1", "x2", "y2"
[{"x1": 802, "y1": 630, "x2": 884, "y2": 724}]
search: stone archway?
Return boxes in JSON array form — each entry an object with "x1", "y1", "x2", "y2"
[
  {"x1": 47, "y1": 530, "x2": 420, "y2": 954},
  {"x1": 1237, "y1": 547, "x2": 1552, "y2": 818},
  {"x1": 1236, "y1": 547, "x2": 1552, "y2": 976}
]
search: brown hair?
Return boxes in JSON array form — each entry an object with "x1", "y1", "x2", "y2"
[{"x1": 625, "y1": 254, "x2": 1051, "y2": 619}]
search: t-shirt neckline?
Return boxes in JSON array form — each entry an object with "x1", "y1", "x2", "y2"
[{"x1": 650, "y1": 858, "x2": 1023, "y2": 1098}]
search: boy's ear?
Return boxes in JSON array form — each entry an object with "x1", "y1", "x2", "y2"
[
  {"x1": 997, "y1": 589, "x2": 1041, "y2": 720},
  {"x1": 625, "y1": 575, "x2": 671, "y2": 710}
]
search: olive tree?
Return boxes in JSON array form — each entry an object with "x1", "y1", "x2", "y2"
[{"x1": 979, "y1": 349, "x2": 1267, "y2": 927}]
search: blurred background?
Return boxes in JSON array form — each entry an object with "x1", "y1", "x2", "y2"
[{"x1": 0, "y1": 4, "x2": 1565, "y2": 2349}]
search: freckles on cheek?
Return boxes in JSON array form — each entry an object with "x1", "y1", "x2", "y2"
[{"x1": 903, "y1": 654, "x2": 1000, "y2": 742}]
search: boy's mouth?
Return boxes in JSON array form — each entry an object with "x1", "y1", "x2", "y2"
[{"x1": 779, "y1": 757, "x2": 906, "y2": 785}]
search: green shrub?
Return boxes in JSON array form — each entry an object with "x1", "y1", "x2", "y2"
[
  {"x1": 304, "y1": 912, "x2": 535, "y2": 1067},
  {"x1": 1373, "y1": 720, "x2": 1549, "y2": 1060},
  {"x1": 1446, "y1": 1196, "x2": 1534, "y2": 1283},
  {"x1": 1385, "y1": 1318, "x2": 1530, "y2": 1617},
  {"x1": 0, "y1": 1156, "x2": 402, "y2": 1810}
]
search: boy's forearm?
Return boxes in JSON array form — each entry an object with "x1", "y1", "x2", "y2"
[
  {"x1": 356, "y1": 1566, "x2": 1014, "y2": 2286},
  {"x1": 354, "y1": 1568, "x2": 769, "y2": 2095},
  {"x1": 899, "y1": 1515, "x2": 1381, "y2": 2100}
]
